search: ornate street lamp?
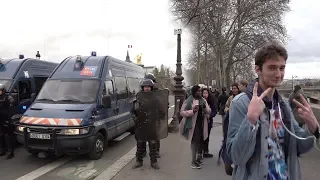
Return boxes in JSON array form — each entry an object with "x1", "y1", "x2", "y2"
[{"x1": 169, "y1": 29, "x2": 185, "y2": 133}]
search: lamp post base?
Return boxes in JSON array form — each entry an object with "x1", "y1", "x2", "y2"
[{"x1": 168, "y1": 117, "x2": 180, "y2": 133}]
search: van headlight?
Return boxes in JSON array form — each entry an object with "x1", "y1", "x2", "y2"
[
  {"x1": 60, "y1": 128, "x2": 89, "y2": 135},
  {"x1": 17, "y1": 126, "x2": 25, "y2": 132}
]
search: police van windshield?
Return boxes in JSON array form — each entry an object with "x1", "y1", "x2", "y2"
[
  {"x1": 36, "y1": 79, "x2": 100, "y2": 103},
  {"x1": 0, "y1": 79, "x2": 12, "y2": 91}
]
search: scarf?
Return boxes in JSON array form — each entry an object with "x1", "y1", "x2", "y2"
[{"x1": 182, "y1": 95, "x2": 205, "y2": 139}]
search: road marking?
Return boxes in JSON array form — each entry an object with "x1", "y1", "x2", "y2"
[
  {"x1": 16, "y1": 157, "x2": 73, "y2": 180},
  {"x1": 168, "y1": 118, "x2": 173, "y2": 124},
  {"x1": 114, "y1": 132, "x2": 131, "y2": 141},
  {"x1": 170, "y1": 105, "x2": 175, "y2": 108},
  {"x1": 93, "y1": 147, "x2": 137, "y2": 180}
]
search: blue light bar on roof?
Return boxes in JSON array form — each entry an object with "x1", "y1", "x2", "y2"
[
  {"x1": 91, "y1": 51, "x2": 97, "y2": 56},
  {"x1": 19, "y1": 54, "x2": 24, "y2": 59}
]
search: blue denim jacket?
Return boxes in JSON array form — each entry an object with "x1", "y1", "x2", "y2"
[{"x1": 227, "y1": 80, "x2": 315, "y2": 180}]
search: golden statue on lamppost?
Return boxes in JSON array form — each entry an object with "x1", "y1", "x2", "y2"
[{"x1": 135, "y1": 53, "x2": 142, "y2": 65}]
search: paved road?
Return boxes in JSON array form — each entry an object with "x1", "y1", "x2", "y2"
[{"x1": 0, "y1": 95, "x2": 175, "y2": 180}]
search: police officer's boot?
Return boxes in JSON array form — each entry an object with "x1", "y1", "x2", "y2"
[
  {"x1": 132, "y1": 159, "x2": 143, "y2": 169},
  {"x1": 156, "y1": 140, "x2": 160, "y2": 158},
  {"x1": 6, "y1": 152, "x2": 14, "y2": 159},
  {"x1": 133, "y1": 141, "x2": 144, "y2": 169},
  {"x1": 149, "y1": 141, "x2": 159, "y2": 170}
]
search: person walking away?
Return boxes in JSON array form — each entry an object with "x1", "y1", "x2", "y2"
[
  {"x1": 227, "y1": 42, "x2": 319, "y2": 180},
  {"x1": 179, "y1": 85, "x2": 211, "y2": 169},
  {"x1": 224, "y1": 84, "x2": 240, "y2": 114},
  {"x1": 131, "y1": 79, "x2": 160, "y2": 169},
  {"x1": 217, "y1": 87, "x2": 229, "y2": 126},
  {"x1": 289, "y1": 85, "x2": 308, "y2": 128},
  {"x1": 201, "y1": 88, "x2": 217, "y2": 158},
  {"x1": 0, "y1": 84, "x2": 15, "y2": 159}
]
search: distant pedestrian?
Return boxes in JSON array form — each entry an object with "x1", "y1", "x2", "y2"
[
  {"x1": 217, "y1": 87, "x2": 229, "y2": 125},
  {"x1": 201, "y1": 88, "x2": 217, "y2": 158},
  {"x1": 289, "y1": 85, "x2": 308, "y2": 128},
  {"x1": 238, "y1": 79, "x2": 249, "y2": 92}
]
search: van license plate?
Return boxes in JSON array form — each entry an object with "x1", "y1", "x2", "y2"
[{"x1": 29, "y1": 133, "x2": 51, "y2": 139}]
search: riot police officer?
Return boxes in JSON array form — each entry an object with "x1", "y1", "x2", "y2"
[
  {"x1": 0, "y1": 84, "x2": 15, "y2": 159},
  {"x1": 131, "y1": 79, "x2": 160, "y2": 169},
  {"x1": 144, "y1": 73, "x2": 161, "y2": 158}
]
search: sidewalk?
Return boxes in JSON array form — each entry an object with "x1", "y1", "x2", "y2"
[{"x1": 112, "y1": 116, "x2": 231, "y2": 180}]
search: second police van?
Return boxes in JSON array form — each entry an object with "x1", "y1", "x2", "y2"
[
  {"x1": 0, "y1": 55, "x2": 58, "y2": 123},
  {"x1": 16, "y1": 53, "x2": 145, "y2": 159}
]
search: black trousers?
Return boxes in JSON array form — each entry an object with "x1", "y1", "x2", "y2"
[
  {"x1": 191, "y1": 140, "x2": 203, "y2": 163},
  {"x1": 156, "y1": 140, "x2": 160, "y2": 152},
  {"x1": 0, "y1": 124, "x2": 15, "y2": 154},
  {"x1": 142, "y1": 140, "x2": 160, "y2": 152},
  {"x1": 203, "y1": 122, "x2": 212, "y2": 153},
  {"x1": 136, "y1": 140, "x2": 157, "y2": 163}
]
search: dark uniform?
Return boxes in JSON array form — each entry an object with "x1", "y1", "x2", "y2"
[
  {"x1": 144, "y1": 73, "x2": 161, "y2": 158},
  {"x1": 0, "y1": 84, "x2": 15, "y2": 159},
  {"x1": 131, "y1": 79, "x2": 159, "y2": 169}
]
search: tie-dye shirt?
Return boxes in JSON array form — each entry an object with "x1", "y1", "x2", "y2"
[{"x1": 267, "y1": 106, "x2": 289, "y2": 180}]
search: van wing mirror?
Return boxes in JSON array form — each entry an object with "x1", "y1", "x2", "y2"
[
  {"x1": 31, "y1": 93, "x2": 36, "y2": 101},
  {"x1": 102, "y1": 95, "x2": 112, "y2": 108}
]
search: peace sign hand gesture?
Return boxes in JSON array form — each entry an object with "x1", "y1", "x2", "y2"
[
  {"x1": 247, "y1": 82, "x2": 272, "y2": 125},
  {"x1": 293, "y1": 94, "x2": 319, "y2": 133}
]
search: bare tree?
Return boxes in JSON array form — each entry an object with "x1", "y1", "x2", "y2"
[{"x1": 170, "y1": 0, "x2": 290, "y2": 88}]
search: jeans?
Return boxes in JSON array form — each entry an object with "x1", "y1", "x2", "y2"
[{"x1": 191, "y1": 140, "x2": 201, "y2": 163}]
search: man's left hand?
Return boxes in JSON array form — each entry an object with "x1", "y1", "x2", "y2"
[{"x1": 293, "y1": 94, "x2": 319, "y2": 133}]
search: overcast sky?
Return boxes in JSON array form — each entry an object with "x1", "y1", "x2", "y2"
[{"x1": 0, "y1": 0, "x2": 319, "y2": 79}]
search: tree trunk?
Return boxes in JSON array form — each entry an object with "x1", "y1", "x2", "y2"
[
  {"x1": 204, "y1": 42, "x2": 209, "y2": 87},
  {"x1": 196, "y1": 19, "x2": 201, "y2": 84}
]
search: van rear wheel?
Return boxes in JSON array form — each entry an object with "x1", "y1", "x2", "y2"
[{"x1": 88, "y1": 133, "x2": 104, "y2": 160}]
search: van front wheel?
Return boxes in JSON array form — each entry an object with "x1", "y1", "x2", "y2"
[{"x1": 88, "y1": 133, "x2": 104, "y2": 160}]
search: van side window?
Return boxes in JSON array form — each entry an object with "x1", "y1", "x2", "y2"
[
  {"x1": 114, "y1": 77, "x2": 128, "y2": 99},
  {"x1": 104, "y1": 80, "x2": 114, "y2": 96},
  {"x1": 18, "y1": 80, "x2": 32, "y2": 101},
  {"x1": 127, "y1": 78, "x2": 140, "y2": 97},
  {"x1": 34, "y1": 76, "x2": 48, "y2": 95}
]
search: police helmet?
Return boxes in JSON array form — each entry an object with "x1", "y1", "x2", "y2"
[
  {"x1": 144, "y1": 73, "x2": 156, "y2": 83},
  {"x1": 0, "y1": 84, "x2": 6, "y2": 92},
  {"x1": 141, "y1": 79, "x2": 154, "y2": 89}
]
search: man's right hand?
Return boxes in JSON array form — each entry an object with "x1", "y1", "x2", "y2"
[{"x1": 247, "y1": 82, "x2": 272, "y2": 125}]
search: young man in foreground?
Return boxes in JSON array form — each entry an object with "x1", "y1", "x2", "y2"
[{"x1": 227, "y1": 42, "x2": 320, "y2": 180}]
